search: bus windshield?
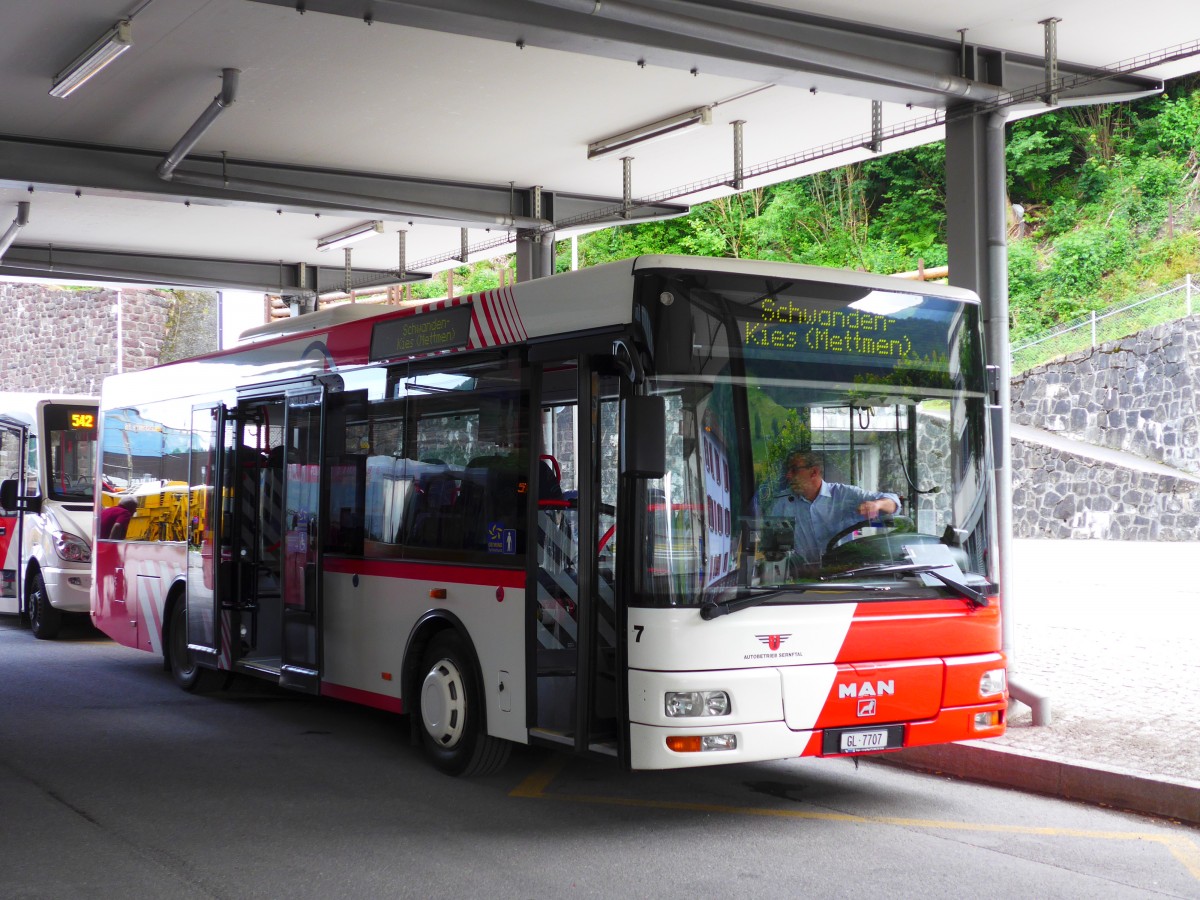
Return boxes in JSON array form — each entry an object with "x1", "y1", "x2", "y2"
[
  {"x1": 632, "y1": 268, "x2": 994, "y2": 607},
  {"x1": 41, "y1": 404, "x2": 98, "y2": 504}
]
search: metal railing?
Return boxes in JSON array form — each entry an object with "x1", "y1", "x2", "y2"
[{"x1": 1011, "y1": 274, "x2": 1196, "y2": 373}]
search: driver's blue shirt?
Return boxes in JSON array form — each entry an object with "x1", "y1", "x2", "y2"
[{"x1": 766, "y1": 481, "x2": 901, "y2": 564}]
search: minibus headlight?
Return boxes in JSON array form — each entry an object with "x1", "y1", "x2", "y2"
[
  {"x1": 979, "y1": 668, "x2": 1006, "y2": 697},
  {"x1": 665, "y1": 690, "x2": 730, "y2": 717},
  {"x1": 53, "y1": 532, "x2": 91, "y2": 564}
]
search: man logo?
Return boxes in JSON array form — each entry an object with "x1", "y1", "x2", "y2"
[
  {"x1": 838, "y1": 680, "x2": 895, "y2": 699},
  {"x1": 756, "y1": 634, "x2": 792, "y2": 651},
  {"x1": 857, "y1": 698, "x2": 877, "y2": 717}
]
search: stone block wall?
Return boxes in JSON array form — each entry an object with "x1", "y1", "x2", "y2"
[
  {"x1": 1012, "y1": 317, "x2": 1200, "y2": 476},
  {"x1": 0, "y1": 283, "x2": 217, "y2": 394},
  {"x1": 1011, "y1": 442, "x2": 1200, "y2": 540},
  {"x1": 1010, "y1": 315, "x2": 1200, "y2": 540}
]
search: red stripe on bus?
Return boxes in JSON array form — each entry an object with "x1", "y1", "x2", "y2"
[
  {"x1": 479, "y1": 291, "x2": 505, "y2": 343},
  {"x1": 469, "y1": 305, "x2": 488, "y2": 348},
  {"x1": 321, "y1": 680, "x2": 404, "y2": 714},
  {"x1": 323, "y1": 557, "x2": 526, "y2": 588},
  {"x1": 503, "y1": 286, "x2": 528, "y2": 340},
  {"x1": 492, "y1": 290, "x2": 517, "y2": 343},
  {"x1": 480, "y1": 295, "x2": 504, "y2": 345}
]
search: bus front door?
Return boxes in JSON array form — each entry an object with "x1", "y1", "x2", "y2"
[
  {"x1": 184, "y1": 405, "x2": 225, "y2": 667},
  {"x1": 0, "y1": 417, "x2": 28, "y2": 616},
  {"x1": 230, "y1": 389, "x2": 323, "y2": 693},
  {"x1": 532, "y1": 362, "x2": 620, "y2": 756},
  {"x1": 278, "y1": 390, "x2": 323, "y2": 693}
]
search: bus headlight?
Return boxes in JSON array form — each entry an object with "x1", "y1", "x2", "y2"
[
  {"x1": 979, "y1": 668, "x2": 1006, "y2": 698},
  {"x1": 665, "y1": 690, "x2": 730, "y2": 717},
  {"x1": 53, "y1": 532, "x2": 91, "y2": 564}
]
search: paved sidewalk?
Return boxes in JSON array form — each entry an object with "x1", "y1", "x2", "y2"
[{"x1": 890, "y1": 539, "x2": 1200, "y2": 825}]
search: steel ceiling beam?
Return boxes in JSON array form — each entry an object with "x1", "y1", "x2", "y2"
[
  {"x1": 0, "y1": 244, "x2": 425, "y2": 296},
  {"x1": 0, "y1": 136, "x2": 688, "y2": 230},
  {"x1": 254, "y1": 0, "x2": 1162, "y2": 106}
]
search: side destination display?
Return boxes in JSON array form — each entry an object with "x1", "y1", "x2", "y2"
[{"x1": 370, "y1": 305, "x2": 472, "y2": 361}]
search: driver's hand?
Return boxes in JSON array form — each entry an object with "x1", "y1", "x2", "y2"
[{"x1": 858, "y1": 499, "x2": 886, "y2": 519}]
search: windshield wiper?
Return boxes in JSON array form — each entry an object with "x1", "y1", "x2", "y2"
[
  {"x1": 700, "y1": 582, "x2": 894, "y2": 620},
  {"x1": 921, "y1": 568, "x2": 990, "y2": 608},
  {"x1": 822, "y1": 561, "x2": 989, "y2": 608},
  {"x1": 821, "y1": 561, "x2": 950, "y2": 581}
]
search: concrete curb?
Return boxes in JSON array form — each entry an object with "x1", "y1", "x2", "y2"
[{"x1": 877, "y1": 741, "x2": 1200, "y2": 827}]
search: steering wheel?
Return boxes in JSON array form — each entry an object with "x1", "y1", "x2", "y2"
[{"x1": 824, "y1": 515, "x2": 911, "y2": 556}]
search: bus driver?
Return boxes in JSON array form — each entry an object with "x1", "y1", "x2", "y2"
[{"x1": 767, "y1": 448, "x2": 900, "y2": 566}]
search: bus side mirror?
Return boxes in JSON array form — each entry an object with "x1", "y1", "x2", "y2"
[
  {"x1": 620, "y1": 396, "x2": 665, "y2": 479},
  {"x1": 0, "y1": 478, "x2": 39, "y2": 513},
  {"x1": 989, "y1": 405, "x2": 1004, "y2": 471}
]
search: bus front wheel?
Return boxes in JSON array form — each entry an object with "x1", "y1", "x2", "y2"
[
  {"x1": 27, "y1": 570, "x2": 62, "y2": 640},
  {"x1": 417, "y1": 631, "x2": 510, "y2": 777},
  {"x1": 168, "y1": 598, "x2": 222, "y2": 692}
]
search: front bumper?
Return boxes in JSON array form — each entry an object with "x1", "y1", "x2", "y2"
[{"x1": 40, "y1": 565, "x2": 92, "y2": 613}]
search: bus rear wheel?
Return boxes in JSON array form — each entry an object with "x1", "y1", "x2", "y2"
[
  {"x1": 27, "y1": 570, "x2": 62, "y2": 640},
  {"x1": 418, "y1": 631, "x2": 510, "y2": 777}
]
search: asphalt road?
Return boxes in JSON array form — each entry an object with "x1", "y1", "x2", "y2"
[{"x1": 1, "y1": 616, "x2": 1198, "y2": 900}]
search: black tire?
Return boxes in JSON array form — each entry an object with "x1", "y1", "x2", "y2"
[
  {"x1": 27, "y1": 570, "x2": 62, "y2": 640},
  {"x1": 417, "y1": 631, "x2": 511, "y2": 777},
  {"x1": 168, "y1": 596, "x2": 223, "y2": 692}
]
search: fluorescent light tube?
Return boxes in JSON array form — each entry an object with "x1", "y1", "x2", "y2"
[
  {"x1": 848, "y1": 291, "x2": 924, "y2": 315},
  {"x1": 50, "y1": 20, "x2": 133, "y2": 99},
  {"x1": 317, "y1": 220, "x2": 384, "y2": 252},
  {"x1": 588, "y1": 106, "x2": 712, "y2": 159}
]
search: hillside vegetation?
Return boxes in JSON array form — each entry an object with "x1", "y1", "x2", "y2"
[{"x1": 423, "y1": 76, "x2": 1200, "y2": 346}]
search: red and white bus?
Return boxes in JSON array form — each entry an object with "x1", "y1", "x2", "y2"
[
  {"x1": 1, "y1": 395, "x2": 99, "y2": 638},
  {"x1": 92, "y1": 255, "x2": 1006, "y2": 774}
]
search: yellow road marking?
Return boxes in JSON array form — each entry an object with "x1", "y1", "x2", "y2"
[
  {"x1": 509, "y1": 755, "x2": 568, "y2": 798},
  {"x1": 510, "y1": 757, "x2": 1200, "y2": 882},
  {"x1": 1165, "y1": 835, "x2": 1200, "y2": 881}
]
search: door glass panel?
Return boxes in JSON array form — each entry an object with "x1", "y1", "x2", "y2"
[
  {"x1": 236, "y1": 399, "x2": 283, "y2": 663},
  {"x1": 592, "y1": 378, "x2": 620, "y2": 737},
  {"x1": 283, "y1": 392, "x2": 321, "y2": 612},
  {"x1": 280, "y1": 390, "x2": 322, "y2": 690},
  {"x1": 535, "y1": 385, "x2": 579, "y2": 734},
  {"x1": 185, "y1": 405, "x2": 220, "y2": 652}
]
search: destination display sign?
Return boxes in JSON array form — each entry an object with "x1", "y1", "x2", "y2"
[
  {"x1": 745, "y1": 297, "x2": 915, "y2": 362},
  {"x1": 370, "y1": 305, "x2": 472, "y2": 361}
]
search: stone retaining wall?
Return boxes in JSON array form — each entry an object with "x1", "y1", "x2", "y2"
[
  {"x1": 1010, "y1": 315, "x2": 1200, "y2": 539},
  {"x1": 0, "y1": 283, "x2": 216, "y2": 394}
]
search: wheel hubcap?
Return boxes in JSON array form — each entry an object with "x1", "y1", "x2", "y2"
[{"x1": 421, "y1": 658, "x2": 466, "y2": 748}]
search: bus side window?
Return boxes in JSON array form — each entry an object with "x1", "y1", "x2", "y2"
[
  {"x1": 456, "y1": 456, "x2": 525, "y2": 554},
  {"x1": 404, "y1": 468, "x2": 460, "y2": 548}
]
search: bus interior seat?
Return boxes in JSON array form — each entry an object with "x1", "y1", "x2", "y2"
[
  {"x1": 538, "y1": 456, "x2": 567, "y2": 508},
  {"x1": 403, "y1": 470, "x2": 460, "y2": 547},
  {"x1": 457, "y1": 455, "x2": 525, "y2": 552}
]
